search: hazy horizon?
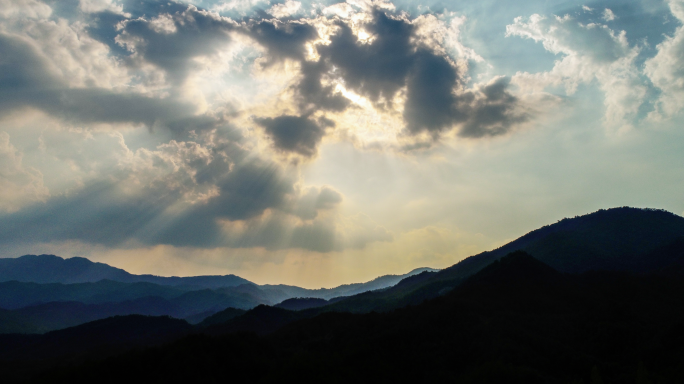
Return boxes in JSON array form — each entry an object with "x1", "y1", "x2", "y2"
[{"x1": 1, "y1": 0, "x2": 683, "y2": 289}]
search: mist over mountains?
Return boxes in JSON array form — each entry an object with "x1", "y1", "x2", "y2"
[{"x1": 2, "y1": 207, "x2": 684, "y2": 383}]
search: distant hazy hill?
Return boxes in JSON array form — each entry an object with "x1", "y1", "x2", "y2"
[
  {"x1": 0, "y1": 280, "x2": 273, "y2": 333},
  {"x1": 0, "y1": 257, "x2": 436, "y2": 334},
  {"x1": 0, "y1": 254, "x2": 251, "y2": 288},
  {"x1": 0, "y1": 255, "x2": 437, "y2": 301},
  {"x1": 262, "y1": 267, "x2": 439, "y2": 300}
]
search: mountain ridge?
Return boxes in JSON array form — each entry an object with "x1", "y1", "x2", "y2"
[
  {"x1": 6, "y1": 249, "x2": 684, "y2": 383},
  {"x1": 305, "y1": 207, "x2": 684, "y2": 314},
  {"x1": 0, "y1": 255, "x2": 252, "y2": 288},
  {"x1": 2, "y1": 207, "x2": 683, "y2": 336}
]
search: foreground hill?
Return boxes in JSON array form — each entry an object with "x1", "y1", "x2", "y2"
[
  {"x1": 9, "y1": 251, "x2": 684, "y2": 383},
  {"x1": 0, "y1": 315, "x2": 192, "y2": 382},
  {"x1": 440, "y1": 207, "x2": 684, "y2": 279},
  {"x1": 316, "y1": 207, "x2": 684, "y2": 313}
]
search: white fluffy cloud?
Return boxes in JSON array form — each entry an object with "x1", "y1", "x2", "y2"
[
  {"x1": 267, "y1": 0, "x2": 302, "y2": 18},
  {"x1": 507, "y1": 13, "x2": 647, "y2": 130},
  {"x1": 79, "y1": 0, "x2": 127, "y2": 15},
  {"x1": 0, "y1": 0, "x2": 51, "y2": 20},
  {"x1": 1, "y1": 12, "x2": 129, "y2": 90},
  {"x1": 602, "y1": 8, "x2": 616, "y2": 22},
  {"x1": 0, "y1": 132, "x2": 49, "y2": 212},
  {"x1": 644, "y1": 0, "x2": 684, "y2": 119}
]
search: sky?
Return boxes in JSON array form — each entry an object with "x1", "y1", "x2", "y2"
[{"x1": 0, "y1": 0, "x2": 683, "y2": 288}]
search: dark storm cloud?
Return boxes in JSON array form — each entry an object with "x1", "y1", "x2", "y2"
[
  {"x1": 117, "y1": 6, "x2": 235, "y2": 84},
  {"x1": 245, "y1": 9, "x2": 527, "y2": 142},
  {"x1": 244, "y1": 20, "x2": 318, "y2": 62},
  {"x1": 404, "y1": 54, "x2": 526, "y2": 138},
  {"x1": 255, "y1": 115, "x2": 327, "y2": 157},
  {"x1": 458, "y1": 77, "x2": 528, "y2": 138},
  {"x1": 319, "y1": 11, "x2": 415, "y2": 104},
  {"x1": 403, "y1": 49, "x2": 460, "y2": 134},
  {"x1": 241, "y1": 19, "x2": 349, "y2": 111},
  {"x1": 297, "y1": 60, "x2": 350, "y2": 112}
]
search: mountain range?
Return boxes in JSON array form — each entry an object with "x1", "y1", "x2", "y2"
[
  {"x1": 2, "y1": 207, "x2": 684, "y2": 383},
  {"x1": 0, "y1": 255, "x2": 436, "y2": 333}
]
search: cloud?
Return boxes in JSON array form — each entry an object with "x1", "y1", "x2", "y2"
[
  {"x1": 0, "y1": 0, "x2": 51, "y2": 19},
  {"x1": 255, "y1": 114, "x2": 329, "y2": 157},
  {"x1": 79, "y1": 0, "x2": 126, "y2": 15},
  {"x1": 267, "y1": 0, "x2": 302, "y2": 18},
  {"x1": 506, "y1": 12, "x2": 647, "y2": 129},
  {"x1": 115, "y1": 5, "x2": 235, "y2": 85},
  {"x1": 296, "y1": 60, "x2": 350, "y2": 112},
  {"x1": 602, "y1": 9, "x2": 616, "y2": 22},
  {"x1": 291, "y1": 186, "x2": 343, "y2": 220},
  {"x1": 210, "y1": 0, "x2": 269, "y2": 15},
  {"x1": 0, "y1": 124, "x2": 375, "y2": 252},
  {"x1": 402, "y1": 48, "x2": 458, "y2": 134},
  {"x1": 0, "y1": 32, "x2": 213, "y2": 134},
  {"x1": 0, "y1": 132, "x2": 50, "y2": 212},
  {"x1": 320, "y1": 11, "x2": 415, "y2": 104},
  {"x1": 242, "y1": 18, "x2": 318, "y2": 62},
  {"x1": 644, "y1": 0, "x2": 684, "y2": 119},
  {"x1": 1, "y1": 0, "x2": 615, "y2": 257},
  {"x1": 457, "y1": 76, "x2": 529, "y2": 138},
  {"x1": 0, "y1": 1, "x2": 396, "y2": 253},
  {"x1": 243, "y1": 9, "x2": 526, "y2": 146}
]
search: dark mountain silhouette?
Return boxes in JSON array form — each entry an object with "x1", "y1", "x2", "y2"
[
  {"x1": 202, "y1": 305, "x2": 306, "y2": 336},
  {"x1": 197, "y1": 307, "x2": 246, "y2": 327},
  {"x1": 261, "y1": 267, "x2": 439, "y2": 300},
  {"x1": 0, "y1": 315, "x2": 192, "y2": 383},
  {"x1": 0, "y1": 254, "x2": 252, "y2": 288},
  {"x1": 0, "y1": 291, "x2": 267, "y2": 335},
  {"x1": 0, "y1": 280, "x2": 266, "y2": 312},
  {"x1": 0, "y1": 281, "x2": 274, "y2": 333},
  {"x1": 0, "y1": 255, "x2": 437, "y2": 300},
  {"x1": 441, "y1": 207, "x2": 684, "y2": 280},
  {"x1": 0, "y1": 280, "x2": 185, "y2": 310},
  {"x1": 0, "y1": 308, "x2": 38, "y2": 334},
  {"x1": 275, "y1": 297, "x2": 329, "y2": 311},
  {"x1": 11, "y1": 251, "x2": 684, "y2": 384},
  {"x1": 0, "y1": 256, "x2": 437, "y2": 333},
  {"x1": 313, "y1": 207, "x2": 684, "y2": 314},
  {"x1": 0, "y1": 298, "x2": 180, "y2": 334},
  {"x1": 3, "y1": 206, "x2": 684, "y2": 383}
]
